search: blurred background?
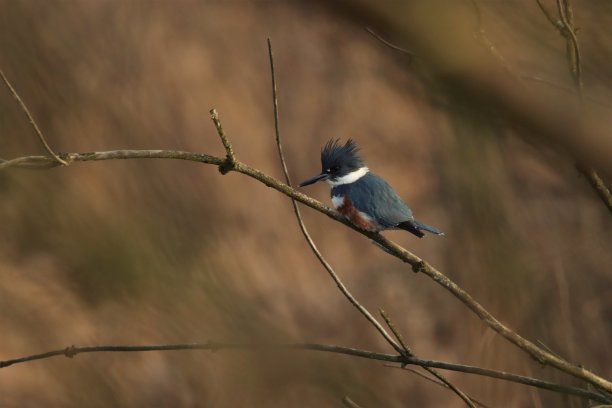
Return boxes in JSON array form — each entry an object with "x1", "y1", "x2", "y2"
[{"x1": 1, "y1": 1, "x2": 611, "y2": 407}]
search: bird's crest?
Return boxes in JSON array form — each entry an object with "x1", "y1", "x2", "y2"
[{"x1": 321, "y1": 138, "x2": 364, "y2": 171}]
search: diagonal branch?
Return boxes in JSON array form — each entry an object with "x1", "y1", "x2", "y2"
[
  {"x1": 210, "y1": 103, "x2": 612, "y2": 392},
  {"x1": 1, "y1": 146, "x2": 610, "y2": 393},
  {"x1": 0, "y1": 341, "x2": 608, "y2": 403},
  {"x1": 0, "y1": 70, "x2": 67, "y2": 166},
  {"x1": 266, "y1": 38, "x2": 403, "y2": 355}
]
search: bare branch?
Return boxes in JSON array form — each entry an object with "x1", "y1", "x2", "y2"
[
  {"x1": 0, "y1": 341, "x2": 608, "y2": 403},
  {"x1": 267, "y1": 38, "x2": 403, "y2": 354},
  {"x1": 2, "y1": 145, "x2": 610, "y2": 393},
  {"x1": 0, "y1": 70, "x2": 67, "y2": 165},
  {"x1": 0, "y1": 150, "x2": 224, "y2": 171}
]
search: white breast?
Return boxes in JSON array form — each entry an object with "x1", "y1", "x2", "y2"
[{"x1": 331, "y1": 195, "x2": 345, "y2": 209}]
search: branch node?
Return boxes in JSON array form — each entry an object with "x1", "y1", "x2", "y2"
[
  {"x1": 64, "y1": 345, "x2": 77, "y2": 358},
  {"x1": 412, "y1": 260, "x2": 426, "y2": 274},
  {"x1": 59, "y1": 152, "x2": 74, "y2": 166},
  {"x1": 218, "y1": 160, "x2": 234, "y2": 175}
]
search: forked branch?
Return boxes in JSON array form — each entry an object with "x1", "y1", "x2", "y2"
[{"x1": 1, "y1": 143, "x2": 610, "y2": 394}]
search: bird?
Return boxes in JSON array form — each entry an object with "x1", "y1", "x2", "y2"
[{"x1": 299, "y1": 139, "x2": 443, "y2": 238}]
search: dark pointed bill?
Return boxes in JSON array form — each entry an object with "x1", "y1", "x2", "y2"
[{"x1": 298, "y1": 172, "x2": 329, "y2": 187}]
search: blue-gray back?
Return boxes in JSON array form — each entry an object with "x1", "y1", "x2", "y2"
[{"x1": 331, "y1": 172, "x2": 413, "y2": 228}]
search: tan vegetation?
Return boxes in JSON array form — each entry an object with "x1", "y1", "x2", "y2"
[{"x1": 1, "y1": 1, "x2": 610, "y2": 407}]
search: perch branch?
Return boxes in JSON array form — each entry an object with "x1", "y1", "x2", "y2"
[{"x1": 1, "y1": 146, "x2": 610, "y2": 393}]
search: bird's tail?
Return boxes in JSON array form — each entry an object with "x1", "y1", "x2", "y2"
[
  {"x1": 398, "y1": 219, "x2": 444, "y2": 238},
  {"x1": 414, "y1": 220, "x2": 444, "y2": 236}
]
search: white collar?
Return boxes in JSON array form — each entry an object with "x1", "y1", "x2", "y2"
[{"x1": 327, "y1": 167, "x2": 369, "y2": 186}]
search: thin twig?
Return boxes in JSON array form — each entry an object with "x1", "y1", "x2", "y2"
[
  {"x1": 0, "y1": 70, "x2": 67, "y2": 165},
  {"x1": 342, "y1": 396, "x2": 364, "y2": 408},
  {"x1": 467, "y1": 0, "x2": 516, "y2": 78},
  {"x1": 575, "y1": 164, "x2": 612, "y2": 213},
  {"x1": 266, "y1": 38, "x2": 403, "y2": 354},
  {"x1": 209, "y1": 108, "x2": 236, "y2": 174},
  {"x1": 384, "y1": 365, "x2": 492, "y2": 408},
  {"x1": 0, "y1": 341, "x2": 608, "y2": 403},
  {"x1": 520, "y1": 75, "x2": 611, "y2": 107},
  {"x1": 365, "y1": 28, "x2": 415, "y2": 59},
  {"x1": 556, "y1": 0, "x2": 582, "y2": 92},
  {"x1": 536, "y1": 339, "x2": 565, "y2": 360},
  {"x1": 2, "y1": 147, "x2": 610, "y2": 394},
  {"x1": 535, "y1": 0, "x2": 560, "y2": 27},
  {"x1": 379, "y1": 309, "x2": 412, "y2": 355},
  {"x1": 380, "y1": 310, "x2": 477, "y2": 408},
  {"x1": 385, "y1": 363, "x2": 448, "y2": 386},
  {"x1": 0, "y1": 156, "x2": 60, "y2": 170}
]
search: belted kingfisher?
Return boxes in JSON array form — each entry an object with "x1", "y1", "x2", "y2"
[{"x1": 299, "y1": 139, "x2": 443, "y2": 238}]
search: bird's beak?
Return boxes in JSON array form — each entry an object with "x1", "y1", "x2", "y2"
[{"x1": 299, "y1": 172, "x2": 329, "y2": 187}]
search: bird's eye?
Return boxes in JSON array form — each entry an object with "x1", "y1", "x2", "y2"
[{"x1": 325, "y1": 168, "x2": 331, "y2": 173}]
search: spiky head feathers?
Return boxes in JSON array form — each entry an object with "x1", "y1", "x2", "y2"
[{"x1": 320, "y1": 138, "x2": 365, "y2": 175}]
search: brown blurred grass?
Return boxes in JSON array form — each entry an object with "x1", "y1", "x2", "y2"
[{"x1": 0, "y1": 1, "x2": 611, "y2": 407}]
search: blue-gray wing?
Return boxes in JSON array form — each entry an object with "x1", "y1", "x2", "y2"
[{"x1": 339, "y1": 172, "x2": 413, "y2": 228}]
